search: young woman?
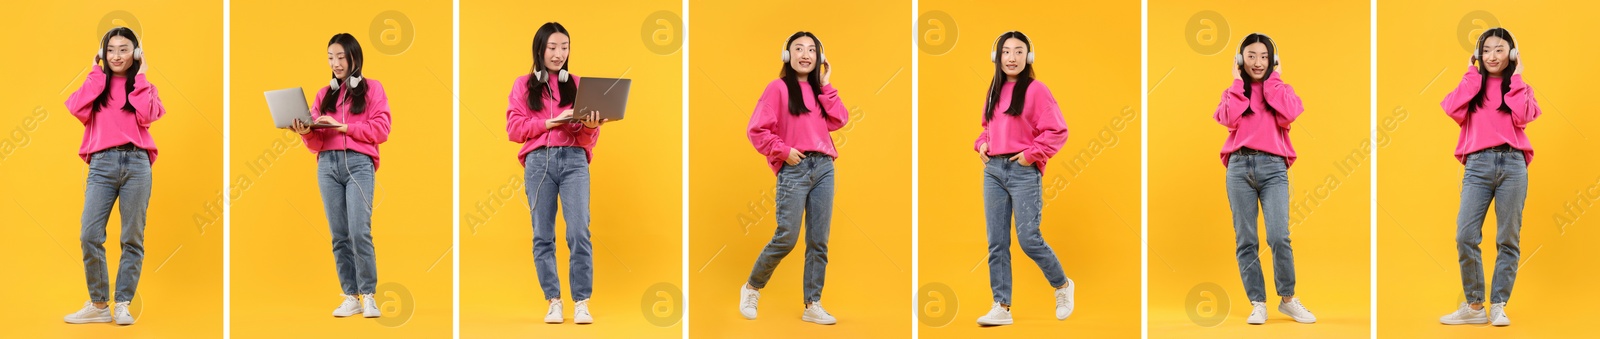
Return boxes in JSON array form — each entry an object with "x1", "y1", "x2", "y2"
[
  {"x1": 970, "y1": 31, "x2": 1074, "y2": 326},
  {"x1": 738, "y1": 31, "x2": 847, "y2": 325},
  {"x1": 1213, "y1": 33, "x2": 1315, "y2": 325},
  {"x1": 289, "y1": 33, "x2": 392, "y2": 319},
  {"x1": 505, "y1": 22, "x2": 608, "y2": 325},
  {"x1": 61, "y1": 26, "x2": 163, "y2": 326},
  {"x1": 1437, "y1": 27, "x2": 1538, "y2": 327}
]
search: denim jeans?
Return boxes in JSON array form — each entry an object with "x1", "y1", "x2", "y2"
[
  {"x1": 1224, "y1": 150, "x2": 1295, "y2": 302},
  {"x1": 1455, "y1": 146, "x2": 1527, "y2": 304},
  {"x1": 525, "y1": 146, "x2": 593, "y2": 301},
  {"x1": 80, "y1": 146, "x2": 152, "y2": 304},
  {"x1": 983, "y1": 155, "x2": 1067, "y2": 305},
  {"x1": 747, "y1": 152, "x2": 834, "y2": 304},
  {"x1": 318, "y1": 150, "x2": 378, "y2": 295}
]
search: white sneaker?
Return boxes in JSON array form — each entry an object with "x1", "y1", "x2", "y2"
[
  {"x1": 544, "y1": 299, "x2": 564, "y2": 324},
  {"x1": 1489, "y1": 303, "x2": 1510, "y2": 326},
  {"x1": 332, "y1": 295, "x2": 362, "y2": 317},
  {"x1": 1056, "y1": 278, "x2": 1076, "y2": 320},
  {"x1": 976, "y1": 302, "x2": 1013, "y2": 326},
  {"x1": 801, "y1": 302, "x2": 837, "y2": 325},
  {"x1": 1277, "y1": 298, "x2": 1316, "y2": 323},
  {"x1": 113, "y1": 301, "x2": 135, "y2": 325},
  {"x1": 63, "y1": 301, "x2": 112, "y2": 324},
  {"x1": 1439, "y1": 302, "x2": 1488, "y2": 325},
  {"x1": 1246, "y1": 301, "x2": 1267, "y2": 324},
  {"x1": 573, "y1": 299, "x2": 593, "y2": 324},
  {"x1": 362, "y1": 293, "x2": 380, "y2": 318},
  {"x1": 739, "y1": 284, "x2": 760, "y2": 320}
]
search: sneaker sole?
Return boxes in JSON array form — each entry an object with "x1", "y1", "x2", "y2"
[
  {"x1": 1440, "y1": 318, "x2": 1489, "y2": 325},
  {"x1": 802, "y1": 315, "x2": 837, "y2": 325},
  {"x1": 575, "y1": 318, "x2": 593, "y2": 324},
  {"x1": 64, "y1": 316, "x2": 113, "y2": 324},
  {"x1": 1492, "y1": 319, "x2": 1510, "y2": 326},
  {"x1": 977, "y1": 318, "x2": 1013, "y2": 326},
  {"x1": 364, "y1": 312, "x2": 380, "y2": 318},
  {"x1": 740, "y1": 310, "x2": 757, "y2": 320},
  {"x1": 116, "y1": 318, "x2": 135, "y2": 325}
]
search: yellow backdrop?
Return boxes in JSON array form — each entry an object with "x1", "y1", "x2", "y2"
[
  {"x1": 1148, "y1": 1, "x2": 1371, "y2": 337},
  {"x1": 0, "y1": 1, "x2": 221, "y2": 337},
  {"x1": 458, "y1": 0, "x2": 683, "y2": 338},
  {"x1": 687, "y1": 0, "x2": 912, "y2": 337},
  {"x1": 227, "y1": 1, "x2": 453, "y2": 338},
  {"x1": 914, "y1": 0, "x2": 1142, "y2": 337},
  {"x1": 1378, "y1": 1, "x2": 1597, "y2": 337}
]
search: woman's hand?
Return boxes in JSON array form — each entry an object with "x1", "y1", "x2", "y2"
[
  {"x1": 315, "y1": 115, "x2": 348, "y2": 133},
  {"x1": 546, "y1": 109, "x2": 576, "y2": 129},
  {"x1": 1515, "y1": 55, "x2": 1524, "y2": 75},
  {"x1": 137, "y1": 53, "x2": 147, "y2": 75},
  {"x1": 581, "y1": 111, "x2": 609, "y2": 128},
  {"x1": 1009, "y1": 152, "x2": 1034, "y2": 167},
  {"x1": 978, "y1": 142, "x2": 989, "y2": 163},
  {"x1": 786, "y1": 148, "x2": 806, "y2": 166},
  {"x1": 1231, "y1": 62, "x2": 1241, "y2": 81},
  {"x1": 821, "y1": 62, "x2": 832, "y2": 87},
  {"x1": 290, "y1": 119, "x2": 312, "y2": 135}
]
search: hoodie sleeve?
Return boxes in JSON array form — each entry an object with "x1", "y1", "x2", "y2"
[
  {"x1": 974, "y1": 111, "x2": 990, "y2": 153},
  {"x1": 1021, "y1": 83, "x2": 1068, "y2": 163},
  {"x1": 127, "y1": 74, "x2": 165, "y2": 127},
  {"x1": 747, "y1": 80, "x2": 792, "y2": 163},
  {"x1": 1213, "y1": 79, "x2": 1250, "y2": 130},
  {"x1": 65, "y1": 67, "x2": 109, "y2": 125},
  {"x1": 506, "y1": 76, "x2": 551, "y2": 144},
  {"x1": 1440, "y1": 66, "x2": 1484, "y2": 126},
  {"x1": 818, "y1": 84, "x2": 850, "y2": 131},
  {"x1": 1262, "y1": 72, "x2": 1304, "y2": 130},
  {"x1": 301, "y1": 87, "x2": 332, "y2": 152},
  {"x1": 1504, "y1": 74, "x2": 1540, "y2": 128},
  {"x1": 345, "y1": 81, "x2": 391, "y2": 144}
]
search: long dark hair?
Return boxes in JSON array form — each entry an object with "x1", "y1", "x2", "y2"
[
  {"x1": 320, "y1": 33, "x2": 369, "y2": 114},
  {"x1": 92, "y1": 27, "x2": 142, "y2": 114},
  {"x1": 1237, "y1": 33, "x2": 1278, "y2": 116},
  {"x1": 1469, "y1": 28, "x2": 1517, "y2": 114},
  {"x1": 779, "y1": 31, "x2": 827, "y2": 116},
  {"x1": 984, "y1": 31, "x2": 1034, "y2": 122},
  {"x1": 525, "y1": 22, "x2": 576, "y2": 112}
]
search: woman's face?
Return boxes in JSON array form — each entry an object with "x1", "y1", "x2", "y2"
[
  {"x1": 543, "y1": 33, "x2": 570, "y2": 72},
  {"x1": 998, "y1": 37, "x2": 1028, "y2": 79},
  {"x1": 104, "y1": 36, "x2": 135, "y2": 75},
  {"x1": 788, "y1": 36, "x2": 818, "y2": 76},
  {"x1": 1241, "y1": 42, "x2": 1270, "y2": 81},
  {"x1": 1480, "y1": 35, "x2": 1510, "y2": 75},
  {"x1": 328, "y1": 43, "x2": 351, "y2": 79}
]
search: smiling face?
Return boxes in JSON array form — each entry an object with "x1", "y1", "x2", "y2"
[
  {"x1": 542, "y1": 32, "x2": 569, "y2": 73},
  {"x1": 1479, "y1": 35, "x2": 1510, "y2": 76},
  {"x1": 104, "y1": 36, "x2": 135, "y2": 75},
  {"x1": 328, "y1": 43, "x2": 351, "y2": 79},
  {"x1": 788, "y1": 36, "x2": 818, "y2": 76},
  {"x1": 998, "y1": 37, "x2": 1028, "y2": 80},
  {"x1": 1241, "y1": 42, "x2": 1270, "y2": 81}
]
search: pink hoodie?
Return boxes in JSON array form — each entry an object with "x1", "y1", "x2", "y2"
[
  {"x1": 1214, "y1": 72, "x2": 1303, "y2": 167},
  {"x1": 1440, "y1": 66, "x2": 1540, "y2": 165},
  {"x1": 302, "y1": 79, "x2": 392, "y2": 170},
  {"x1": 747, "y1": 79, "x2": 849, "y2": 174},
  {"x1": 973, "y1": 80, "x2": 1069, "y2": 173},
  {"x1": 65, "y1": 67, "x2": 164, "y2": 164},
  {"x1": 507, "y1": 74, "x2": 600, "y2": 166}
]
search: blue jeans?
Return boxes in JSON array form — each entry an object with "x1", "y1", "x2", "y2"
[
  {"x1": 525, "y1": 147, "x2": 592, "y2": 301},
  {"x1": 1455, "y1": 146, "x2": 1527, "y2": 304},
  {"x1": 983, "y1": 155, "x2": 1067, "y2": 305},
  {"x1": 80, "y1": 146, "x2": 152, "y2": 304},
  {"x1": 747, "y1": 153, "x2": 834, "y2": 304},
  {"x1": 1224, "y1": 150, "x2": 1295, "y2": 302},
  {"x1": 318, "y1": 150, "x2": 378, "y2": 295}
]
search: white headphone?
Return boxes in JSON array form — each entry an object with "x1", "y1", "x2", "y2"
[
  {"x1": 1475, "y1": 27, "x2": 1519, "y2": 64},
  {"x1": 1234, "y1": 33, "x2": 1279, "y2": 66},
  {"x1": 330, "y1": 69, "x2": 362, "y2": 90},
  {"x1": 533, "y1": 68, "x2": 569, "y2": 83},
  {"x1": 781, "y1": 34, "x2": 827, "y2": 64},
  {"x1": 98, "y1": 27, "x2": 143, "y2": 61},
  {"x1": 990, "y1": 31, "x2": 1034, "y2": 64}
]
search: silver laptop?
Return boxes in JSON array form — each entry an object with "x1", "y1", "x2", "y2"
[
  {"x1": 264, "y1": 87, "x2": 337, "y2": 129},
  {"x1": 571, "y1": 77, "x2": 631, "y2": 122}
]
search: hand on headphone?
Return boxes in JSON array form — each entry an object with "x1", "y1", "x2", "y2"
[
  {"x1": 137, "y1": 53, "x2": 148, "y2": 75},
  {"x1": 1514, "y1": 54, "x2": 1523, "y2": 75},
  {"x1": 821, "y1": 61, "x2": 832, "y2": 87},
  {"x1": 1232, "y1": 62, "x2": 1241, "y2": 81}
]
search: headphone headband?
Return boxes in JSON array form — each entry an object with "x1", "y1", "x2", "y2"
[
  {"x1": 781, "y1": 32, "x2": 827, "y2": 64},
  {"x1": 98, "y1": 27, "x2": 143, "y2": 61},
  {"x1": 1234, "y1": 32, "x2": 1278, "y2": 66},
  {"x1": 990, "y1": 31, "x2": 1035, "y2": 64},
  {"x1": 1474, "y1": 27, "x2": 1519, "y2": 64}
]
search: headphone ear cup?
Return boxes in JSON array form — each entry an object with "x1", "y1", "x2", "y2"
[
  {"x1": 990, "y1": 51, "x2": 998, "y2": 63},
  {"x1": 1235, "y1": 54, "x2": 1243, "y2": 66},
  {"x1": 329, "y1": 78, "x2": 341, "y2": 90},
  {"x1": 133, "y1": 47, "x2": 143, "y2": 60},
  {"x1": 558, "y1": 69, "x2": 569, "y2": 82},
  {"x1": 348, "y1": 76, "x2": 361, "y2": 89},
  {"x1": 1510, "y1": 48, "x2": 1519, "y2": 62},
  {"x1": 820, "y1": 53, "x2": 826, "y2": 65},
  {"x1": 782, "y1": 50, "x2": 790, "y2": 63},
  {"x1": 534, "y1": 70, "x2": 545, "y2": 83},
  {"x1": 1026, "y1": 52, "x2": 1035, "y2": 64}
]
